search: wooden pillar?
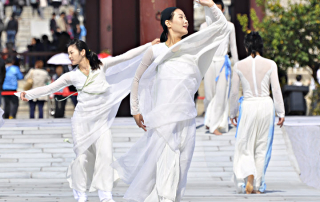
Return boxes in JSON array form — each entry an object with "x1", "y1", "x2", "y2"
[
  {"x1": 112, "y1": 0, "x2": 140, "y2": 55},
  {"x1": 99, "y1": 0, "x2": 113, "y2": 54},
  {"x1": 85, "y1": 0, "x2": 100, "y2": 53},
  {"x1": 231, "y1": 0, "x2": 250, "y2": 60}
]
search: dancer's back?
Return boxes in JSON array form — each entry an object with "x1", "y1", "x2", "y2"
[{"x1": 230, "y1": 55, "x2": 285, "y2": 118}]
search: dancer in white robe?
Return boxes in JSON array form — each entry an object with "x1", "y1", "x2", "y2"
[
  {"x1": 112, "y1": 0, "x2": 231, "y2": 201},
  {"x1": 230, "y1": 32, "x2": 285, "y2": 194},
  {"x1": 16, "y1": 38, "x2": 160, "y2": 202},
  {"x1": 201, "y1": 0, "x2": 239, "y2": 135}
]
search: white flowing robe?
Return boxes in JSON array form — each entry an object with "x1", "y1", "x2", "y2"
[
  {"x1": 230, "y1": 55, "x2": 285, "y2": 193},
  {"x1": 14, "y1": 42, "x2": 152, "y2": 191},
  {"x1": 112, "y1": 4, "x2": 230, "y2": 202},
  {"x1": 200, "y1": 21, "x2": 239, "y2": 133}
]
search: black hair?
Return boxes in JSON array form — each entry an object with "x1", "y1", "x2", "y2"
[
  {"x1": 214, "y1": 0, "x2": 225, "y2": 10},
  {"x1": 296, "y1": 75, "x2": 302, "y2": 81},
  {"x1": 42, "y1": 35, "x2": 49, "y2": 41},
  {"x1": 52, "y1": 13, "x2": 56, "y2": 16},
  {"x1": 160, "y1": 7, "x2": 178, "y2": 43},
  {"x1": 67, "y1": 39, "x2": 102, "y2": 70},
  {"x1": 60, "y1": 12, "x2": 66, "y2": 16},
  {"x1": 244, "y1": 31, "x2": 263, "y2": 58}
]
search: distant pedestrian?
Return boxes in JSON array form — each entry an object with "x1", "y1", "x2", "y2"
[
  {"x1": 71, "y1": 12, "x2": 80, "y2": 39},
  {"x1": 25, "y1": 60, "x2": 50, "y2": 119},
  {"x1": 0, "y1": 57, "x2": 5, "y2": 106},
  {"x1": 12, "y1": 0, "x2": 24, "y2": 17},
  {"x1": 51, "y1": 0, "x2": 61, "y2": 15},
  {"x1": 2, "y1": 56, "x2": 23, "y2": 119},
  {"x1": 57, "y1": 12, "x2": 67, "y2": 32},
  {"x1": 52, "y1": 65, "x2": 66, "y2": 118},
  {"x1": 30, "y1": 0, "x2": 40, "y2": 17},
  {"x1": 50, "y1": 13, "x2": 57, "y2": 33},
  {"x1": 79, "y1": 21, "x2": 86, "y2": 41},
  {"x1": 39, "y1": 0, "x2": 47, "y2": 19},
  {"x1": 6, "y1": 13, "x2": 18, "y2": 45}
]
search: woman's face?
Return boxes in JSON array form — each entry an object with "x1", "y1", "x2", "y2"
[
  {"x1": 68, "y1": 45, "x2": 85, "y2": 65},
  {"x1": 56, "y1": 66, "x2": 63, "y2": 75},
  {"x1": 166, "y1": 9, "x2": 189, "y2": 37}
]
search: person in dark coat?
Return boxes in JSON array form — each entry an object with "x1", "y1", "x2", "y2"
[
  {"x1": 71, "y1": 12, "x2": 80, "y2": 39},
  {"x1": 6, "y1": 13, "x2": 18, "y2": 45},
  {"x1": 0, "y1": 57, "x2": 5, "y2": 106},
  {"x1": 50, "y1": 13, "x2": 57, "y2": 33}
]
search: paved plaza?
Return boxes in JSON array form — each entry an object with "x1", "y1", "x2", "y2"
[{"x1": 0, "y1": 118, "x2": 320, "y2": 202}]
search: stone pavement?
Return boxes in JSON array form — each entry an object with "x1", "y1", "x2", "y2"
[{"x1": 0, "y1": 118, "x2": 320, "y2": 202}]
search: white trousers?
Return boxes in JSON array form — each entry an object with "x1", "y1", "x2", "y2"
[
  {"x1": 233, "y1": 97, "x2": 275, "y2": 193},
  {"x1": 204, "y1": 57, "x2": 230, "y2": 133},
  {"x1": 67, "y1": 130, "x2": 114, "y2": 193}
]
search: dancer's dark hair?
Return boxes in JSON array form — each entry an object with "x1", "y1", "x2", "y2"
[
  {"x1": 244, "y1": 31, "x2": 263, "y2": 58},
  {"x1": 214, "y1": 0, "x2": 225, "y2": 10},
  {"x1": 67, "y1": 39, "x2": 102, "y2": 70},
  {"x1": 160, "y1": 7, "x2": 178, "y2": 43}
]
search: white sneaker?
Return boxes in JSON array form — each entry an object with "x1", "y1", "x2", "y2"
[{"x1": 78, "y1": 199, "x2": 87, "y2": 202}]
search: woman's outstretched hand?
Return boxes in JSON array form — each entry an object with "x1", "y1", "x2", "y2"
[
  {"x1": 133, "y1": 114, "x2": 147, "y2": 131},
  {"x1": 230, "y1": 117, "x2": 238, "y2": 127},
  {"x1": 196, "y1": 0, "x2": 215, "y2": 7},
  {"x1": 277, "y1": 117, "x2": 285, "y2": 128},
  {"x1": 20, "y1": 92, "x2": 29, "y2": 102},
  {"x1": 151, "y1": 38, "x2": 160, "y2": 45}
]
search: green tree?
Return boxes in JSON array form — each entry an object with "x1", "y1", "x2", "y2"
[{"x1": 237, "y1": 0, "x2": 320, "y2": 83}]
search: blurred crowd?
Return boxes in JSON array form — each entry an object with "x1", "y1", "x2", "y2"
[
  {"x1": 0, "y1": 0, "x2": 86, "y2": 52},
  {"x1": 0, "y1": 0, "x2": 86, "y2": 119},
  {"x1": 0, "y1": 54, "x2": 78, "y2": 119}
]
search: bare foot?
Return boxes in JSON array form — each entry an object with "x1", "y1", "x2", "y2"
[
  {"x1": 246, "y1": 175, "x2": 254, "y2": 194},
  {"x1": 256, "y1": 191, "x2": 261, "y2": 194},
  {"x1": 213, "y1": 129, "x2": 222, "y2": 135},
  {"x1": 246, "y1": 182, "x2": 253, "y2": 194}
]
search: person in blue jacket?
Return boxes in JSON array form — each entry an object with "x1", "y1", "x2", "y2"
[{"x1": 2, "y1": 56, "x2": 23, "y2": 119}]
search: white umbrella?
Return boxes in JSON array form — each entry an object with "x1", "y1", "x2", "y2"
[{"x1": 47, "y1": 53, "x2": 71, "y2": 65}]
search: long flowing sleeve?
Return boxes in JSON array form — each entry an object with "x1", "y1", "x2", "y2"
[
  {"x1": 195, "y1": 4, "x2": 229, "y2": 76},
  {"x1": 130, "y1": 47, "x2": 155, "y2": 115},
  {"x1": 101, "y1": 43, "x2": 152, "y2": 72},
  {"x1": 230, "y1": 63, "x2": 240, "y2": 118},
  {"x1": 204, "y1": 4, "x2": 224, "y2": 26},
  {"x1": 229, "y1": 23, "x2": 239, "y2": 64},
  {"x1": 270, "y1": 62, "x2": 285, "y2": 118},
  {"x1": 17, "y1": 72, "x2": 72, "y2": 100}
]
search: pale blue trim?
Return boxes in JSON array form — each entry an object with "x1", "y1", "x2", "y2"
[
  {"x1": 215, "y1": 55, "x2": 231, "y2": 83},
  {"x1": 259, "y1": 108, "x2": 275, "y2": 192},
  {"x1": 235, "y1": 96, "x2": 244, "y2": 139},
  {"x1": 204, "y1": 55, "x2": 231, "y2": 126}
]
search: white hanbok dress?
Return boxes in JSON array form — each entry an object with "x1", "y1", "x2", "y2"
[
  {"x1": 230, "y1": 55, "x2": 285, "y2": 193},
  {"x1": 112, "y1": 4, "x2": 230, "y2": 202},
  {"x1": 200, "y1": 21, "x2": 239, "y2": 133},
  {"x1": 14, "y1": 43, "x2": 151, "y2": 194}
]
